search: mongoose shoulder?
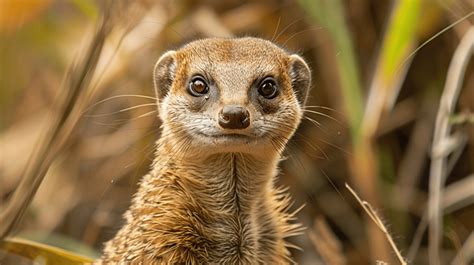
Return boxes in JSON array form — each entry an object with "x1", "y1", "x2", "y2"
[{"x1": 97, "y1": 37, "x2": 311, "y2": 264}]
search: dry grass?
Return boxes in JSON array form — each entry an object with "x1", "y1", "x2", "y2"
[{"x1": 346, "y1": 183, "x2": 407, "y2": 265}]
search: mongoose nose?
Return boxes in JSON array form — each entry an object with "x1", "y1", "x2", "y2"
[{"x1": 218, "y1": 105, "x2": 250, "y2": 129}]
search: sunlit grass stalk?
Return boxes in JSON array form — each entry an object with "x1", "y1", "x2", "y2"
[
  {"x1": 297, "y1": 0, "x2": 364, "y2": 140},
  {"x1": 362, "y1": 0, "x2": 421, "y2": 139},
  {"x1": 300, "y1": 0, "x2": 423, "y2": 263},
  {"x1": 0, "y1": 18, "x2": 109, "y2": 239}
]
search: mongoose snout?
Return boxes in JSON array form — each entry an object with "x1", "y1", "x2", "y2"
[{"x1": 218, "y1": 105, "x2": 250, "y2": 129}]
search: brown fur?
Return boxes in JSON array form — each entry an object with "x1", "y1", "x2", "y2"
[{"x1": 97, "y1": 37, "x2": 311, "y2": 264}]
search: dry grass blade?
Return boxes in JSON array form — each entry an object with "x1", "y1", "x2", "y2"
[
  {"x1": 309, "y1": 217, "x2": 346, "y2": 265},
  {"x1": 443, "y1": 174, "x2": 474, "y2": 213},
  {"x1": 428, "y1": 26, "x2": 474, "y2": 265},
  {"x1": 0, "y1": 0, "x2": 150, "y2": 239},
  {"x1": 406, "y1": 210, "x2": 428, "y2": 262},
  {"x1": 407, "y1": 172, "x2": 473, "y2": 263},
  {"x1": 345, "y1": 183, "x2": 407, "y2": 265},
  {"x1": 451, "y1": 232, "x2": 474, "y2": 265},
  {"x1": 0, "y1": 20, "x2": 110, "y2": 238}
]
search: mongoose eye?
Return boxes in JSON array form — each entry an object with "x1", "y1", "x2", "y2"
[
  {"x1": 188, "y1": 76, "x2": 209, "y2": 96},
  {"x1": 258, "y1": 77, "x2": 279, "y2": 99}
]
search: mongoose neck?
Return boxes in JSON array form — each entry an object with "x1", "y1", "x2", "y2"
[{"x1": 152, "y1": 140, "x2": 281, "y2": 211}]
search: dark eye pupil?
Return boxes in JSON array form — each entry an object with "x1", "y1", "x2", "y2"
[
  {"x1": 188, "y1": 77, "x2": 209, "y2": 96},
  {"x1": 261, "y1": 83, "x2": 274, "y2": 95},
  {"x1": 192, "y1": 80, "x2": 206, "y2": 93},
  {"x1": 258, "y1": 80, "x2": 278, "y2": 99}
]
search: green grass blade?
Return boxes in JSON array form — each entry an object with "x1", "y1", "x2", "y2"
[{"x1": 298, "y1": 0, "x2": 364, "y2": 140}]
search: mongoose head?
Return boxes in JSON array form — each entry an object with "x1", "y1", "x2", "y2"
[{"x1": 154, "y1": 37, "x2": 311, "y2": 157}]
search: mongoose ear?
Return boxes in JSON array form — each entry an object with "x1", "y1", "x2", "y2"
[
  {"x1": 153, "y1": 51, "x2": 177, "y2": 102},
  {"x1": 289, "y1": 54, "x2": 311, "y2": 106}
]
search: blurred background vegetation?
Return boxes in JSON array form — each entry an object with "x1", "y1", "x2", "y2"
[{"x1": 0, "y1": 0, "x2": 473, "y2": 264}]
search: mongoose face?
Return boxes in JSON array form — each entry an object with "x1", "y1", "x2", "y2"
[{"x1": 154, "y1": 37, "x2": 311, "y2": 156}]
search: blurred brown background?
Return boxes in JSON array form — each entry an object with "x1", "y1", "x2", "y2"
[{"x1": 1, "y1": 0, "x2": 473, "y2": 264}]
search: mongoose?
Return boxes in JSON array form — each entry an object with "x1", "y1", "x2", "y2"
[{"x1": 97, "y1": 37, "x2": 311, "y2": 264}]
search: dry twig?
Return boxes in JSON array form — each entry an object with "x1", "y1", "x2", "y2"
[
  {"x1": 345, "y1": 183, "x2": 407, "y2": 265},
  {"x1": 428, "y1": 26, "x2": 474, "y2": 265}
]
